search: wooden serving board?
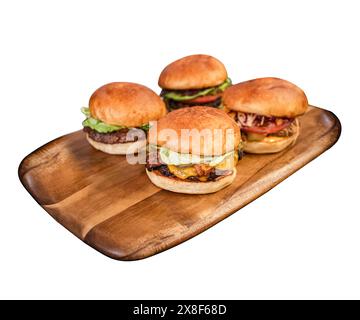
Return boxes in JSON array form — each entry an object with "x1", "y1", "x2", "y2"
[{"x1": 19, "y1": 106, "x2": 341, "y2": 260}]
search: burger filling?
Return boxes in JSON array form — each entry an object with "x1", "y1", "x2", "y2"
[
  {"x1": 160, "y1": 78, "x2": 232, "y2": 111},
  {"x1": 146, "y1": 146, "x2": 243, "y2": 182},
  {"x1": 81, "y1": 107, "x2": 149, "y2": 144},
  {"x1": 230, "y1": 111, "x2": 298, "y2": 142}
]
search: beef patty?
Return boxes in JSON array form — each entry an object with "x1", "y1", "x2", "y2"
[
  {"x1": 165, "y1": 97, "x2": 222, "y2": 110},
  {"x1": 83, "y1": 127, "x2": 142, "y2": 144}
]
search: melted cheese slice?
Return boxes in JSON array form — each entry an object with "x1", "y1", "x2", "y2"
[
  {"x1": 168, "y1": 165, "x2": 198, "y2": 179},
  {"x1": 167, "y1": 153, "x2": 238, "y2": 180},
  {"x1": 159, "y1": 147, "x2": 235, "y2": 167}
]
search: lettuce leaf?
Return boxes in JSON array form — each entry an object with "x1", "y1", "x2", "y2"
[
  {"x1": 82, "y1": 117, "x2": 125, "y2": 133},
  {"x1": 164, "y1": 87, "x2": 215, "y2": 101},
  {"x1": 81, "y1": 107, "x2": 91, "y2": 117},
  {"x1": 139, "y1": 123, "x2": 151, "y2": 131},
  {"x1": 217, "y1": 77, "x2": 232, "y2": 91},
  {"x1": 81, "y1": 107, "x2": 150, "y2": 133},
  {"x1": 163, "y1": 77, "x2": 232, "y2": 101}
]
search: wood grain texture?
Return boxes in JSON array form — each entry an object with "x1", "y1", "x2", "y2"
[{"x1": 19, "y1": 106, "x2": 341, "y2": 260}]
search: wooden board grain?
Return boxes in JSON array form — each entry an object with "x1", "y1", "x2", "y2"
[{"x1": 18, "y1": 106, "x2": 341, "y2": 260}]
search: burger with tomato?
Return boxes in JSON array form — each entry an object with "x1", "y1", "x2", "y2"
[
  {"x1": 146, "y1": 106, "x2": 242, "y2": 194},
  {"x1": 223, "y1": 77, "x2": 308, "y2": 154},
  {"x1": 158, "y1": 54, "x2": 231, "y2": 111}
]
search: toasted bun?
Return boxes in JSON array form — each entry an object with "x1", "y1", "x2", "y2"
[
  {"x1": 149, "y1": 106, "x2": 241, "y2": 156},
  {"x1": 158, "y1": 54, "x2": 227, "y2": 90},
  {"x1": 243, "y1": 120, "x2": 300, "y2": 154},
  {"x1": 86, "y1": 134, "x2": 146, "y2": 155},
  {"x1": 146, "y1": 168, "x2": 236, "y2": 194},
  {"x1": 89, "y1": 82, "x2": 166, "y2": 127},
  {"x1": 223, "y1": 77, "x2": 308, "y2": 118}
]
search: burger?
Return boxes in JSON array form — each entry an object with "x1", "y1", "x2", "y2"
[
  {"x1": 222, "y1": 77, "x2": 308, "y2": 154},
  {"x1": 81, "y1": 82, "x2": 166, "y2": 155},
  {"x1": 146, "y1": 106, "x2": 242, "y2": 194},
  {"x1": 158, "y1": 54, "x2": 232, "y2": 111}
]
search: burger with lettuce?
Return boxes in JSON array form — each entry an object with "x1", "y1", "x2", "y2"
[
  {"x1": 158, "y1": 54, "x2": 232, "y2": 111},
  {"x1": 146, "y1": 106, "x2": 243, "y2": 194},
  {"x1": 82, "y1": 82, "x2": 166, "y2": 155}
]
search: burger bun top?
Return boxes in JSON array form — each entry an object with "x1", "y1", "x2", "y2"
[{"x1": 223, "y1": 77, "x2": 308, "y2": 118}]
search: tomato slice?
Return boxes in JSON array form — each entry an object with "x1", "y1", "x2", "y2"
[
  {"x1": 186, "y1": 94, "x2": 221, "y2": 104},
  {"x1": 241, "y1": 121, "x2": 291, "y2": 135}
]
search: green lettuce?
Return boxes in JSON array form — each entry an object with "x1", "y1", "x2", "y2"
[
  {"x1": 139, "y1": 123, "x2": 151, "y2": 131},
  {"x1": 217, "y1": 77, "x2": 232, "y2": 91},
  {"x1": 81, "y1": 107, "x2": 91, "y2": 117},
  {"x1": 81, "y1": 107, "x2": 150, "y2": 133},
  {"x1": 163, "y1": 77, "x2": 232, "y2": 102}
]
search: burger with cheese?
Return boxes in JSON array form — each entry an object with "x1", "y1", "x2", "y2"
[
  {"x1": 158, "y1": 54, "x2": 232, "y2": 111},
  {"x1": 223, "y1": 77, "x2": 308, "y2": 154},
  {"x1": 81, "y1": 82, "x2": 166, "y2": 155},
  {"x1": 146, "y1": 106, "x2": 242, "y2": 194}
]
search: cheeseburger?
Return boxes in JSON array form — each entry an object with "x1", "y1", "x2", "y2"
[
  {"x1": 159, "y1": 54, "x2": 231, "y2": 111},
  {"x1": 223, "y1": 77, "x2": 308, "y2": 154},
  {"x1": 146, "y1": 107, "x2": 242, "y2": 194},
  {"x1": 81, "y1": 82, "x2": 166, "y2": 155}
]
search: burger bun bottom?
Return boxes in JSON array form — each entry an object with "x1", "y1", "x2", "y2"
[
  {"x1": 243, "y1": 124, "x2": 299, "y2": 154},
  {"x1": 146, "y1": 168, "x2": 237, "y2": 194}
]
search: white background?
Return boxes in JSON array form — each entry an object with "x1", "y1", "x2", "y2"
[{"x1": 1, "y1": 0, "x2": 359, "y2": 299}]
